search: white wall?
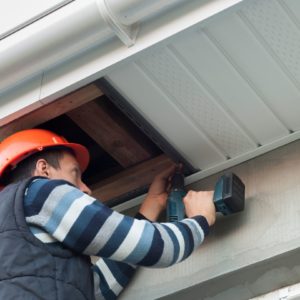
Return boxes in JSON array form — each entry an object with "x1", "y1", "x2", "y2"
[{"x1": 119, "y1": 139, "x2": 300, "y2": 300}]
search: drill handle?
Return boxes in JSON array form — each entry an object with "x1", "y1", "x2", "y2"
[{"x1": 167, "y1": 171, "x2": 186, "y2": 222}]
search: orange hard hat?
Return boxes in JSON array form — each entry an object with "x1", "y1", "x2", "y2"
[{"x1": 0, "y1": 129, "x2": 90, "y2": 177}]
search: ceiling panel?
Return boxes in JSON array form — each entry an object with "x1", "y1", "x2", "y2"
[
  {"x1": 138, "y1": 48, "x2": 256, "y2": 158},
  {"x1": 286, "y1": 0, "x2": 300, "y2": 19},
  {"x1": 106, "y1": 0, "x2": 300, "y2": 176},
  {"x1": 171, "y1": 29, "x2": 289, "y2": 144},
  {"x1": 106, "y1": 64, "x2": 225, "y2": 169},
  {"x1": 241, "y1": 0, "x2": 300, "y2": 84},
  {"x1": 206, "y1": 13, "x2": 300, "y2": 132}
]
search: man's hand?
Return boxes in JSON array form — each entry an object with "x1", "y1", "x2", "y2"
[
  {"x1": 183, "y1": 191, "x2": 216, "y2": 226},
  {"x1": 138, "y1": 164, "x2": 177, "y2": 221}
]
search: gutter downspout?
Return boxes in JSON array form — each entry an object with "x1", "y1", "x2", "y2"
[{"x1": 0, "y1": 0, "x2": 182, "y2": 94}]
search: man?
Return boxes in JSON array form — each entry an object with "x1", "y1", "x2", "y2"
[{"x1": 0, "y1": 128, "x2": 216, "y2": 299}]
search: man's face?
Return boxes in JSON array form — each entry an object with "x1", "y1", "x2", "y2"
[{"x1": 35, "y1": 151, "x2": 91, "y2": 195}]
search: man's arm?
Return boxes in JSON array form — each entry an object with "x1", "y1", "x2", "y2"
[
  {"x1": 25, "y1": 178, "x2": 212, "y2": 266},
  {"x1": 139, "y1": 165, "x2": 215, "y2": 225},
  {"x1": 90, "y1": 165, "x2": 178, "y2": 300},
  {"x1": 92, "y1": 257, "x2": 136, "y2": 300},
  {"x1": 91, "y1": 212, "x2": 149, "y2": 300},
  {"x1": 24, "y1": 176, "x2": 214, "y2": 299}
]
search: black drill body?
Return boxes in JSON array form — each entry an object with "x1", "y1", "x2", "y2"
[{"x1": 166, "y1": 172, "x2": 245, "y2": 222}]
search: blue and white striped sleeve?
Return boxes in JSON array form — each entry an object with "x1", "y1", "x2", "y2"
[
  {"x1": 91, "y1": 213, "x2": 149, "y2": 300},
  {"x1": 92, "y1": 257, "x2": 136, "y2": 300},
  {"x1": 25, "y1": 178, "x2": 209, "y2": 268}
]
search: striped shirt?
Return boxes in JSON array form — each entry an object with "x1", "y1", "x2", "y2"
[{"x1": 24, "y1": 178, "x2": 209, "y2": 299}]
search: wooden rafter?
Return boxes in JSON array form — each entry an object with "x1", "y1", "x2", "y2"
[
  {"x1": 0, "y1": 81, "x2": 174, "y2": 207},
  {"x1": 67, "y1": 99, "x2": 155, "y2": 168},
  {"x1": 91, "y1": 154, "x2": 174, "y2": 202},
  {"x1": 0, "y1": 84, "x2": 103, "y2": 140}
]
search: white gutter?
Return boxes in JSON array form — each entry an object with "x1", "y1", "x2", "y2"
[
  {"x1": 0, "y1": 0, "x2": 183, "y2": 94},
  {"x1": 0, "y1": 0, "x2": 244, "y2": 125}
]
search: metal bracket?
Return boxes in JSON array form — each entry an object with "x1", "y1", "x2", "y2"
[{"x1": 96, "y1": 0, "x2": 139, "y2": 47}]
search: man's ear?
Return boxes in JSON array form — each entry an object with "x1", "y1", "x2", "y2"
[{"x1": 33, "y1": 159, "x2": 50, "y2": 178}]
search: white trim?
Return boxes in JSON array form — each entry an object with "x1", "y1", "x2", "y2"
[{"x1": 113, "y1": 130, "x2": 300, "y2": 212}]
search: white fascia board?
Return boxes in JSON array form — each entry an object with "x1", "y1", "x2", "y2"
[{"x1": 0, "y1": 74, "x2": 43, "y2": 126}]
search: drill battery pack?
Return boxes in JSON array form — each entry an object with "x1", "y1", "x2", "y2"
[{"x1": 214, "y1": 172, "x2": 245, "y2": 215}]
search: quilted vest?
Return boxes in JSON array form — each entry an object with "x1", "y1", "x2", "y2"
[{"x1": 0, "y1": 179, "x2": 95, "y2": 300}]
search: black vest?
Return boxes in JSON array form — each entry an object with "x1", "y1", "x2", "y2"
[{"x1": 0, "y1": 179, "x2": 95, "y2": 300}]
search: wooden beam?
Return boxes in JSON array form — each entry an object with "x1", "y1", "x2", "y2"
[
  {"x1": 90, "y1": 154, "x2": 175, "y2": 202},
  {"x1": 0, "y1": 84, "x2": 103, "y2": 140},
  {"x1": 67, "y1": 99, "x2": 155, "y2": 168}
]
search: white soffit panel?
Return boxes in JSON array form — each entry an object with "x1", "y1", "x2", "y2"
[
  {"x1": 108, "y1": 0, "x2": 300, "y2": 180},
  {"x1": 106, "y1": 64, "x2": 226, "y2": 169}
]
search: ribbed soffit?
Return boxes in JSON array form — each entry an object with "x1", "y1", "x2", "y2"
[{"x1": 107, "y1": 0, "x2": 300, "y2": 185}]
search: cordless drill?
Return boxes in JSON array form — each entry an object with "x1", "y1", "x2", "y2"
[{"x1": 166, "y1": 171, "x2": 245, "y2": 222}]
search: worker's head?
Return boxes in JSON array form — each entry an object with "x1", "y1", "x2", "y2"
[{"x1": 0, "y1": 129, "x2": 91, "y2": 194}]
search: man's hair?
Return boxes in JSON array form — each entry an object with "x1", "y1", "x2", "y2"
[{"x1": 2, "y1": 147, "x2": 75, "y2": 185}]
